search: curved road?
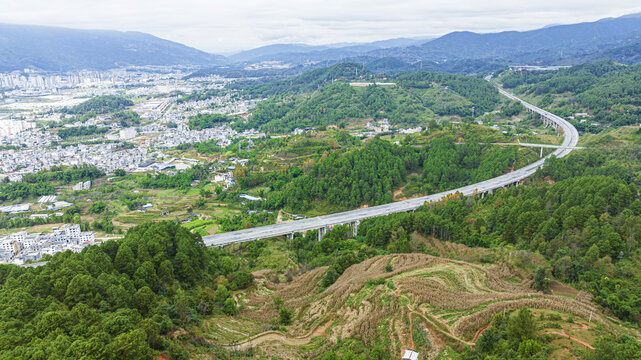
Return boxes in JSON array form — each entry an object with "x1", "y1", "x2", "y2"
[{"x1": 203, "y1": 88, "x2": 579, "y2": 247}]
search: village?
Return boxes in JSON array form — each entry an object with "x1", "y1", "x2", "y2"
[{"x1": 0, "y1": 224, "x2": 97, "y2": 264}]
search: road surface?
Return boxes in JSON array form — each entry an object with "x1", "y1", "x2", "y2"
[{"x1": 492, "y1": 142, "x2": 584, "y2": 150}]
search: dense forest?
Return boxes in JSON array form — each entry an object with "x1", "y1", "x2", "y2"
[
  {"x1": 113, "y1": 110, "x2": 142, "y2": 127},
  {"x1": 187, "y1": 113, "x2": 231, "y2": 130},
  {"x1": 22, "y1": 165, "x2": 104, "y2": 185},
  {"x1": 237, "y1": 136, "x2": 516, "y2": 212},
  {"x1": 57, "y1": 125, "x2": 109, "y2": 139},
  {"x1": 0, "y1": 221, "x2": 254, "y2": 359},
  {"x1": 63, "y1": 95, "x2": 133, "y2": 115},
  {"x1": 0, "y1": 181, "x2": 55, "y2": 202},
  {"x1": 176, "y1": 89, "x2": 225, "y2": 104},
  {"x1": 500, "y1": 61, "x2": 641, "y2": 128}
]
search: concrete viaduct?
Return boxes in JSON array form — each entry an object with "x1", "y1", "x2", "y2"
[{"x1": 203, "y1": 87, "x2": 580, "y2": 247}]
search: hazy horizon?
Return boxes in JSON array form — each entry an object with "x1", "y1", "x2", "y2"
[{"x1": 2, "y1": 1, "x2": 641, "y2": 54}]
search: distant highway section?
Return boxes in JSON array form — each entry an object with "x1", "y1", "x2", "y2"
[
  {"x1": 203, "y1": 88, "x2": 579, "y2": 247},
  {"x1": 492, "y1": 142, "x2": 584, "y2": 150}
]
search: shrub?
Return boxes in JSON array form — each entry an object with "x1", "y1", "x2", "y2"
[
  {"x1": 223, "y1": 298, "x2": 238, "y2": 316},
  {"x1": 279, "y1": 307, "x2": 293, "y2": 325}
]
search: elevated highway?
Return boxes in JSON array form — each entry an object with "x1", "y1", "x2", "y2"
[
  {"x1": 203, "y1": 88, "x2": 579, "y2": 247},
  {"x1": 491, "y1": 142, "x2": 584, "y2": 150}
]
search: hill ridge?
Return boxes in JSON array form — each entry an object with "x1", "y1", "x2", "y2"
[{"x1": 0, "y1": 22, "x2": 227, "y2": 71}]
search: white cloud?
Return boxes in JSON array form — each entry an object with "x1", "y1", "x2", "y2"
[{"x1": 0, "y1": 0, "x2": 640, "y2": 53}]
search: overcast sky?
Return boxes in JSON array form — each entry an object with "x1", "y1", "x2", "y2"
[{"x1": 2, "y1": 0, "x2": 641, "y2": 54}]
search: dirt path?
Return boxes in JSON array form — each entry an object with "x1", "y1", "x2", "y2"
[
  {"x1": 412, "y1": 311, "x2": 475, "y2": 347},
  {"x1": 218, "y1": 324, "x2": 249, "y2": 337},
  {"x1": 472, "y1": 324, "x2": 491, "y2": 342},
  {"x1": 395, "y1": 288, "x2": 473, "y2": 354},
  {"x1": 407, "y1": 310, "x2": 415, "y2": 349},
  {"x1": 571, "y1": 323, "x2": 589, "y2": 330},
  {"x1": 544, "y1": 331, "x2": 595, "y2": 349},
  {"x1": 222, "y1": 322, "x2": 330, "y2": 351}
]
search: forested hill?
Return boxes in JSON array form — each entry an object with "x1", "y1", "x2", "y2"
[
  {"x1": 0, "y1": 221, "x2": 254, "y2": 359},
  {"x1": 232, "y1": 62, "x2": 373, "y2": 97},
  {"x1": 565, "y1": 40, "x2": 641, "y2": 65},
  {"x1": 236, "y1": 67, "x2": 500, "y2": 133},
  {"x1": 499, "y1": 61, "x2": 641, "y2": 129},
  {"x1": 64, "y1": 95, "x2": 133, "y2": 115},
  {"x1": 237, "y1": 137, "x2": 517, "y2": 212},
  {"x1": 370, "y1": 13, "x2": 641, "y2": 65},
  {"x1": 0, "y1": 23, "x2": 226, "y2": 71}
]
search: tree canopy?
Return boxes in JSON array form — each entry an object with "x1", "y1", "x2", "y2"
[{"x1": 0, "y1": 221, "x2": 254, "y2": 359}]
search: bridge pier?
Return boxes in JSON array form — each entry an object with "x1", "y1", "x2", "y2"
[
  {"x1": 480, "y1": 189, "x2": 494, "y2": 198},
  {"x1": 317, "y1": 226, "x2": 327, "y2": 241},
  {"x1": 285, "y1": 233, "x2": 294, "y2": 240},
  {"x1": 541, "y1": 114, "x2": 563, "y2": 133},
  {"x1": 349, "y1": 220, "x2": 360, "y2": 237}
]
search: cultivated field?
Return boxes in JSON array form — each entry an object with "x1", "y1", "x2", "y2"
[{"x1": 203, "y1": 253, "x2": 619, "y2": 359}]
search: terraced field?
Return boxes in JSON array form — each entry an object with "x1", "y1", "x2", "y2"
[{"x1": 202, "y1": 253, "x2": 620, "y2": 359}]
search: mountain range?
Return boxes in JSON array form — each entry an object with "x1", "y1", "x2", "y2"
[
  {"x1": 2, "y1": 13, "x2": 641, "y2": 72},
  {"x1": 372, "y1": 13, "x2": 641, "y2": 64},
  {"x1": 228, "y1": 37, "x2": 431, "y2": 63},
  {"x1": 0, "y1": 23, "x2": 226, "y2": 72}
]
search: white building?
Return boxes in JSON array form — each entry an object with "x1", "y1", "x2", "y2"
[
  {"x1": 72, "y1": 180, "x2": 91, "y2": 191},
  {"x1": 0, "y1": 239, "x2": 16, "y2": 254},
  {"x1": 64, "y1": 224, "x2": 81, "y2": 238},
  {"x1": 79, "y1": 232, "x2": 95, "y2": 243},
  {"x1": 9, "y1": 231, "x2": 26, "y2": 243},
  {"x1": 22, "y1": 234, "x2": 39, "y2": 248},
  {"x1": 119, "y1": 127, "x2": 137, "y2": 140},
  {"x1": 402, "y1": 350, "x2": 419, "y2": 360}
]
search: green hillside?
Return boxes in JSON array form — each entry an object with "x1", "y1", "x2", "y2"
[
  {"x1": 499, "y1": 61, "x2": 641, "y2": 130},
  {"x1": 236, "y1": 68, "x2": 500, "y2": 133}
]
